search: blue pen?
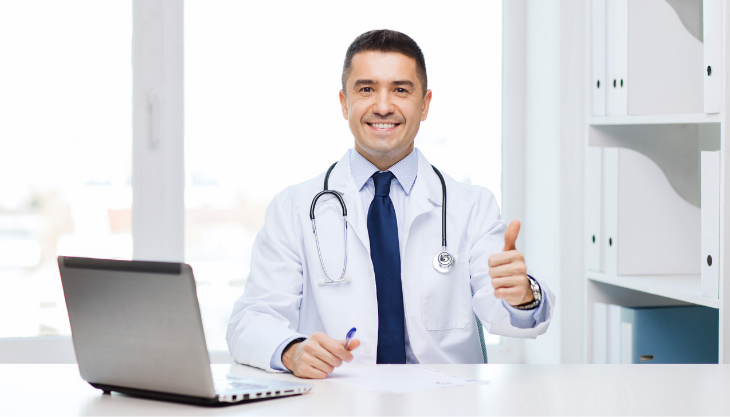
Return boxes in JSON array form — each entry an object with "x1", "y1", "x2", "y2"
[{"x1": 344, "y1": 327, "x2": 357, "y2": 349}]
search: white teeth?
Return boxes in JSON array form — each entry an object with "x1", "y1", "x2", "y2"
[{"x1": 372, "y1": 123, "x2": 396, "y2": 128}]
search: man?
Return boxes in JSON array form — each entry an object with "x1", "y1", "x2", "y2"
[{"x1": 227, "y1": 30, "x2": 554, "y2": 379}]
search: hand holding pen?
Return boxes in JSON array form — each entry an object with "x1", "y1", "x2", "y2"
[{"x1": 282, "y1": 328, "x2": 360, "y2": 379}]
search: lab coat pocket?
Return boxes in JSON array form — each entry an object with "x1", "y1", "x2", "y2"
[{"x1": 421, "y1": 252, "x2": 471, "y2": 330}]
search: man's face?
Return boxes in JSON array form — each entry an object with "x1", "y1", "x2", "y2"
[{"x1": 339, "y1": 51, "x2": 432, "y2": 162}]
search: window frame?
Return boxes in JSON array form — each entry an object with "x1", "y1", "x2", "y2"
[{"x1": 0, "y1": 0, "x2": 185, "y2": 363}]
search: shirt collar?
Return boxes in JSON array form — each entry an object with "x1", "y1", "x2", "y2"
[{"x1": 350, "y1": 148, "x2": 418, "y2": 195}]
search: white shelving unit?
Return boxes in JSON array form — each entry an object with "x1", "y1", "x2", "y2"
[
  {"x1": 587, "y1": 271, "x2": 720, "y2": 309},
  {"x1": 590, "y1": 113, "x2": 720, "y2": 126},
  {"x1": 584, "y1": 0, "x2": 729, "y2": 364}
]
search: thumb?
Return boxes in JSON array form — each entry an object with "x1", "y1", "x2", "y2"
[
  {"x1": 503, "y1": 220, "x2": 521, "y2": 251},
  {"x1": 344, "y1": 339, "x2": 360, "y2": 351}
]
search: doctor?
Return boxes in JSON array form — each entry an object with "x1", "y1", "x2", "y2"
[{"x1": 227, "y1": 29, "x2": 555, "y2": 379}]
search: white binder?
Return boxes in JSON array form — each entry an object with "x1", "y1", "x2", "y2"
[
  {"x1": 603, "y1": 147, "x2": 700, "y2": 275},
  {"x1": 596, "y1": 302, "x2": 622, "y2": 364},
  {"x1": 593, "y1": 302, "x2": 608, "y2": 364},
  {"x1": 586, "y1": 147, "x2": 603, "y2": 271},
  {"x1": 606, "y1": 0, "x2": 628, "y2": 115},
  {"x1": 704, "y1": 0, "x2": 722, "y2": 113},
  {"x1": 626, "y1": 0, "x2": 703, "y2": 114},
  {"x1": 608, "y1": 304, "x2": 622, "y2": 364},
  {"x1": 701, "y1": 151, "x2": 720, "y2": 298},
  {"x1": 602, "y1": 148, "x2": 618, "y2": 275},
  {"x1": 592, "y1": 0, "x2": 607, "y2": 116}
]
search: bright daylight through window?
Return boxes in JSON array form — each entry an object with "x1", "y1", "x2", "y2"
[
  {"x1": 0, "y1": 1, "x2": 132, "y2": 338},
  {"x1": 185, "y1": 1, "x2": 503, "y2": 351}
]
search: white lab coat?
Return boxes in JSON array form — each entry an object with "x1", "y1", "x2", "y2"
[{"x1": 227, "y1": 149, "x2": 555, "y2": 371}]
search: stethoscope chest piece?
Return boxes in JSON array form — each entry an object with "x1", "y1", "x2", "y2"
[{"x1": 433, "y1": 251, "x2": 455, "y2": 274}]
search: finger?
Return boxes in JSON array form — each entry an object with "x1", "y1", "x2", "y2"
[
  {"x1": 488, "y1": 250, "x2": 524, "y2": 267},
  {"x1": 503, "y1": 220, "x2": 521, "y2": 251},
  {"x1": 498, "y1": 286, "x2": 532, "y2": 305},
  {"x1": 489, "y1": 262, "x2": 527, "y2": 279},
  {"x1": 491, "y1": 276, "x2": 526, "y2": 290},
  {"x1": 303, "y1": 353, "x2": 336, "y2": 375},
  {"x1": 299, "y1": 364, "x2": 328, "y2": 379},
  {"x1": 310, "y1": 332, "x2": 353, "y2": 362},
  {"x1": 309, "y1": 342, "x2": 343, "y2": 368},
  {"x1": 344, "y1": 339, "x2": 360, "y2": 353},
  {"x1": 320, "y1": 337, "x2": 354, "y2": 362},
  {"x1": 494, "y1": 286, "x2": 522, "y2": 300}
]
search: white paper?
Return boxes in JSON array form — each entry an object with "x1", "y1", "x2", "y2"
[{"x1": 328, "y1": 365, "x2": 487, "y2": 393}]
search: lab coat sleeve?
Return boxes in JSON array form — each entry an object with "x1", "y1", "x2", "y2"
[
  {"x1": 468, "y1": 189, "x2": 556, "y2": 338},
  {"x1": 226, "y1": 188, "x2": 308, "y2": 372},
  {"x1": 270, "y1": 336, "x2": 307, "y2": 371}
]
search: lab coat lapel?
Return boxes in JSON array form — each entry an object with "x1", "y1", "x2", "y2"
[
  {"x1": 404, "y1": 150, "x2": 443, "y2": 246},
  {"x1": 326, "y1": 150, "x2": 371, "y2": 254}
]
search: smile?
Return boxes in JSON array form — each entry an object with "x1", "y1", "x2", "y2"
[{"x1": 367, "y1": 123, "x2": 400, "y2": 130}]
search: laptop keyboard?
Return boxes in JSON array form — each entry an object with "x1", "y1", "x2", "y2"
[{"x1": 213, "y1": 376, "x2": 267, "y2": 393}]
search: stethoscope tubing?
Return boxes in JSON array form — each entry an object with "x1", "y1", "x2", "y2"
[
  {"x1": 430, "y1": 165, "x2": 448, "y2": 250},
  {"x1": 311, "y1": 160, "x2": 451, "y2": 284},
  {"x1": 310, "y1": 184, "x2": 349, "y2": 283}
]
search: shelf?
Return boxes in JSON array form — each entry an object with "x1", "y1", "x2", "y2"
[
  {"x1": 589, "y1": 113, "x2": 720, "y2": 126},
  {"x1": 587, "y1": 271, "x2": 720, "y2": 309}
]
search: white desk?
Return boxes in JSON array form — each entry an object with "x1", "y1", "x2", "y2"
[{"x1": 1, "y1": 364, "x2": 729, "y2": 416}]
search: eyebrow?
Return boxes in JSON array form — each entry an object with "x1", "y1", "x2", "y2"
[
  {"x1": 352, "y1": 79, "x2": 415, "y2": 88},
  {"x1": 391, "y1": 80, "x2": 415, "y2": 88},
  {"x1": 353, "y1": 79, "x2": 377, "y2": 88}
]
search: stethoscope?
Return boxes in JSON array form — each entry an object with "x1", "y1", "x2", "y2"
[{"x1": 309, "y1": 162, "x2": 454, "y2": 285}]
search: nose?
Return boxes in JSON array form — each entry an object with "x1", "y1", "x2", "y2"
[{"x1": 373, "y1": 89, "x2": 395, "y2": 117}]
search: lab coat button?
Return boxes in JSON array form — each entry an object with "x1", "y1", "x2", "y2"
[{"x1": 364, "y1": 343, "x2": 373, "y2": 354}]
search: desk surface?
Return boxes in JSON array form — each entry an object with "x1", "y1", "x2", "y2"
[{"x1": 1, "y1": 363, "x2": 729, "y2": 416}]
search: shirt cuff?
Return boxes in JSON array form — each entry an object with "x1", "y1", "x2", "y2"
[
  {"x1": 502, "y1": 277, "x2": 548, "y2": 329},
  {"x1": 270, "y1": 336, "x2": 307, "y2": 371}
]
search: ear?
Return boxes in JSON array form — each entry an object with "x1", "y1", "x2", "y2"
[
  {"x1": 420, "y1": 89, "x2": 432, "y2": 121},
  {"x1": 339, "y1": 90, "x2": 349, "y2": 120}
]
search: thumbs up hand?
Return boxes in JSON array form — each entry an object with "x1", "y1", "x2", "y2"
[{"x1": 488, "y1": 220, "x2": 533, "y2": 307}]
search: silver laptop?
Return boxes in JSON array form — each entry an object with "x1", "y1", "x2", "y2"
[{"x1": 58, "y1": 256, "x2": 312, "y2": 406}]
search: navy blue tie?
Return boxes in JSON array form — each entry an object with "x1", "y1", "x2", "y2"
[{"x1": 367, "y1": 171, "x2": 406, "y2": 364}]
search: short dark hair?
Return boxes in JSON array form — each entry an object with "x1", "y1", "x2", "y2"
[{"x1": 341, "y1": 29, "x2": 427, "y2": 95}]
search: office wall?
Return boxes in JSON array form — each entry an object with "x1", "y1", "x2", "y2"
[
  {"x1": 554, "y1": 0, "x2": 587, "y2": 364},
  {"x1": 501, "y1": 0, "x2": 527, "y2": 363},
  {"x1": 504, "y1": 0, "x2": 587, "y2": 364}
]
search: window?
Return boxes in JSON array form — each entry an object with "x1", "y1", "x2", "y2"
[
  {"x1": 0, "y1": 1, "x2": 132, "y2": 338},
  {"x1": 185, "y1": 0, "x2": 503, "y2": 350}
]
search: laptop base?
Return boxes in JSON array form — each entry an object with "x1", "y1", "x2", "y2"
[{"x1": 89, "y1": 382, "x2": 298, "y2": 407}]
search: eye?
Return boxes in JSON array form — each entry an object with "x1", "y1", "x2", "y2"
[
  {"x1": 360, "y1": 87, "x2": 373, "y2": 93},
  {"x1": 395, "y1": 88, "x2": 407, "y2": 93}
]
